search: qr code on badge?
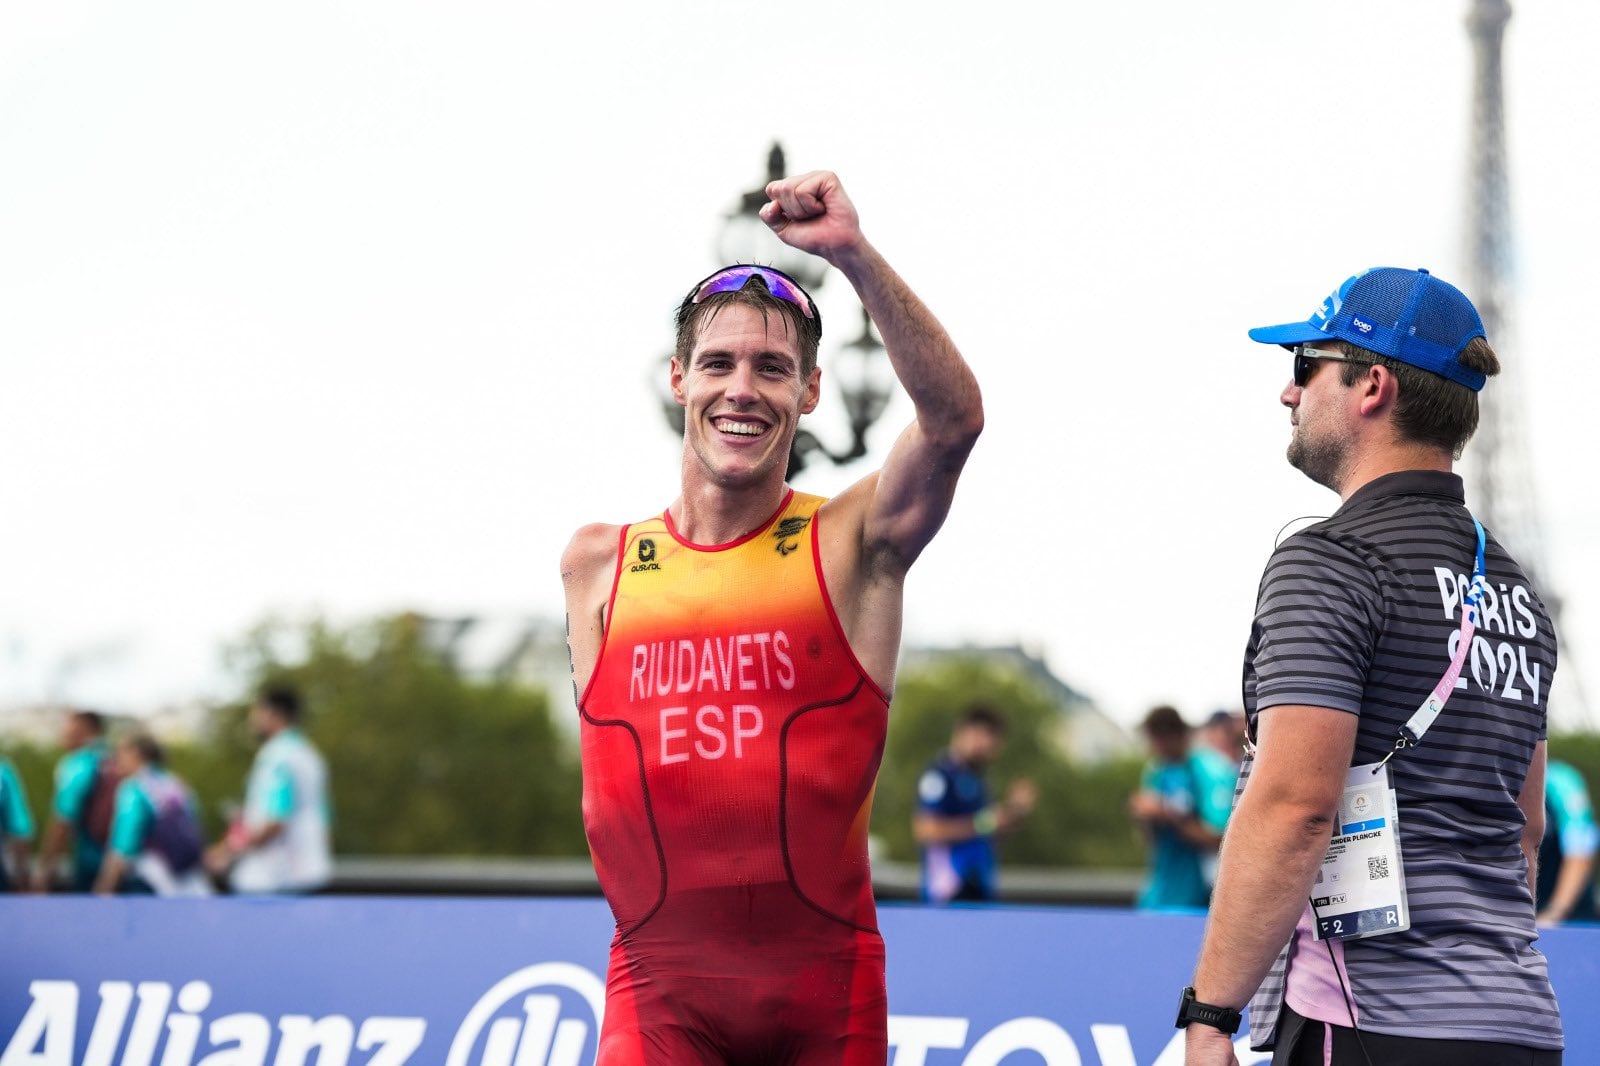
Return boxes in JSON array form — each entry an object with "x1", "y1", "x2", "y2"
[{"x1": 1368, "y1": 856, "x2": 1390, "y2": 880}]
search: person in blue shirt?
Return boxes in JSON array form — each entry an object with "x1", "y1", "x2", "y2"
[
  {"x1": 93, "y1": 733, "x2": 210, "y2": 897},
  {"x1": 913, "y1": 705, "x2": 1036, "y2": 903},
  {"x1": 1536, "y1": 759, "x2": 1597, "y2": 925},
  {"x1": 0, "y1": 754, "x2": 36, "y2": 891},
  {"x1": 1128, "y1": 704, "x2": 1236, "y2": 911},
  {"x1": 32, "y1": 709, "x2": 114, "y2": 892}
]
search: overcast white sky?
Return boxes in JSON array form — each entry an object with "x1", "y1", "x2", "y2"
[{"x1": 3, "y1": 1, "x2": 1597, "y2": 732}]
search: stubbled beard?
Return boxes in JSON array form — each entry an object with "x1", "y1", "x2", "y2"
[{"x1": 1287, "y1": 429, "x2": 1346, "y2": 492}]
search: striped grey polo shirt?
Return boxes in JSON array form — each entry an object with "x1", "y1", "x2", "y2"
[{"x1": 1242, "y1": 470, "x2": 1561, "y2": 1051}]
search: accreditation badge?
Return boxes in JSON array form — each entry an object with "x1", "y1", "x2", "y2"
[{"x1": 1310, "y1": 762, "x2": 1409, "y2": 941}]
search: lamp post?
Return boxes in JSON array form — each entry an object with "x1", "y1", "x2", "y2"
[
  {"x1": 656, "y1": 142, "x2": 895, "y2": 479},
  {"x1": 792, "y1": 307, "x2": 892, "y2": 473}
]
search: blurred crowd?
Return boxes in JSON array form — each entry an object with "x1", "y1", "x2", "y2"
[
  {"x1": 908, "y1": 701, "x2": 1598, "y2": 924},
  {"x1": 6, "y1": 687, "x2": 1594, "y2": 919},
  {"x1": 0, "y1": 686, "x2": 331, "y2": 897}
]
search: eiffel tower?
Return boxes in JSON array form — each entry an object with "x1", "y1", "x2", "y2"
[{"x1": 1463, "y1": 0, "x2": 1591, "y2": 728}]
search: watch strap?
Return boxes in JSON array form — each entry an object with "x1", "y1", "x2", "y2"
[{"x1": 1175, "y1": 986, "x2": 1242, "y2": 1035}]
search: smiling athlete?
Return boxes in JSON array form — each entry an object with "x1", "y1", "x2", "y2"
[{"x1": 562, "y1": 170, "x2": 982, "y2": 1065}]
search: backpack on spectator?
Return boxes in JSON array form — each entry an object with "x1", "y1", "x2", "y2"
[
  {"x1": 78, "y1": 758, "x2": 125, "y2": 848},
  {"x1": 144, "y1": 777, "x2": 204, "y2": 874}
]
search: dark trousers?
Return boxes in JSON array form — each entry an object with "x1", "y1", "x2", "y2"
[{"x1": 1273, "y1": 1004, "x2": 1561, "y2": 1066}]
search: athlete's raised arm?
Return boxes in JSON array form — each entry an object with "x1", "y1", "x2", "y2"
[{"x1": 761, "y1": 171, "x2": 983, "y2": 576}]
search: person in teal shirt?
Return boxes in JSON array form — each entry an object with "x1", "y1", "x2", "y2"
[
  {"x1": 1128, "y1": 704, "x2": 1237, "y2": 910},
  {"x1": 93, "y1": 733, "x2": 209, "y2": 896},
  {"x1": 0, "y1": 754, "x2": 36, "y2": 891},
  {"x1": 33, "y1": 710, "x2": 114, "y2": 892},
  {"x1": 1536, "y1": 759, "x2": 1597, "y2": 925}
]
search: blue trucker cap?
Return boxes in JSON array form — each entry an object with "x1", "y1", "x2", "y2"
[{"x1": 1248, "y1": 267, "x2": 1488, "y2": 391}]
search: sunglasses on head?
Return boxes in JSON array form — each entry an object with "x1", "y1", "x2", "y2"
[
  {"x1": 690, "y1": 265, "x2": 817, "y2": 319},
  {"x1": 1292, "y1": 344, "x2": 1367, "y2": 387}
]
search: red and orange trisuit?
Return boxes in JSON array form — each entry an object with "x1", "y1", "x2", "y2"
[{"x1": 579, "y1": 490, "x2": 890, "y2": 1066}]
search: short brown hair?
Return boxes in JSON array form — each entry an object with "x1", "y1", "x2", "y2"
[
  {"x1": 673, "y1": 274, "x2": 823, "y2": 378},
  {"x1": 1140, "y1": 705, "x2": 1189, "y2": 738},
  {"x1": 121, "y1": 731, "x2": 165, "y2": 767},
  {"x1": 957, "y1": 703, "x2": 1007, "y2": 737},
  {"x1": 1337, "y1": 337, "x2": 1500, "y2": 459}
]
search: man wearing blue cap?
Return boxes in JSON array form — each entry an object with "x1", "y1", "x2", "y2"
[{"x1": 1177, "y1": 269, "x2": 1562, "y2": 1065}]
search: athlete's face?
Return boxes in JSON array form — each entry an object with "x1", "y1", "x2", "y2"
[
  {"x1": 1282, "y1": 344, "x2": 1353, "y2": 492},
  {"x1": 671, "y1": 304, "x2": 821, "y2": 489}
]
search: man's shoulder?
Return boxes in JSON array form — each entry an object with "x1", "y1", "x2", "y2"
[
  {"x1": 917, "y1": 754, "x2": 965, "y2": 807},
  {"x1": 277, "y1": 729, "x2": 326, "y2": 761},
  {"x1": 257, "y1": 733, "x2": 295, "y2": 767},
  {"x1": 58, "y1": 746, "x2": 100, "y2": 778},
  {"x1": 1547, "y1": 762, "x2": 1593, "y2": 810},
  {"x1": 817, "y1": 476, "x2": 872, "y2": 529},
  {"x1": 113, "y1": 773, "x2": 150, "y2": 809},
  {"x1": 1188, "y1": 747, "x2": 1237, "y2": 785},
  {"x1": 562, "y1": 523, "x2": 626, "y2": 583},
  {"x1": 1262, "y1": 525, "x2": 1384, "y2": 594}
]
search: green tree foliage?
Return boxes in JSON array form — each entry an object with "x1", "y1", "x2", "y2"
[
  {"x1": 0, "y1": 742, "x2": 54, "y2": 837},
  {"x1": 216, "y1": 613, "x2": 585, "y2": 856},
  {"x1": 873, "y1": 655, "x2": 1144, "y2": 869}
]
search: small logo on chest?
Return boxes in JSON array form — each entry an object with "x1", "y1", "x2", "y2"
[
  {"x1": 630, "y1": 537, "x2": 661, "y2": 573},
  {"x1": 772, "y1": 516, "x2": 811, "y2": 556}
]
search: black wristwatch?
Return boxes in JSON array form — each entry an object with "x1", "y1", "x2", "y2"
[{"x1": 1175, "y1": 986, "x2": 1242, "y2": 1035}]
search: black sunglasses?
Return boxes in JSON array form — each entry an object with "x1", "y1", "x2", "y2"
[{"x1": 1292, "y1": 344, "x2": 1367, "y2": 388}]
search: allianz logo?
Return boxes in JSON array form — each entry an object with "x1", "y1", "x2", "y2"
[
  {"x1": 1, "y1": 963, "x2": 603, "y2": 1066},
  {"x1": 4, "y1": 963, "x2": 1265, "y2": 1066}
]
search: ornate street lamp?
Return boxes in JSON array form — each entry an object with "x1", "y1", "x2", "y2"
[
  {"x1": 656, "y1": 143, "x2": 896, "y2": 479},
  {"x1": 791, "y1": 307, "x2": 892, "y2": 475}
]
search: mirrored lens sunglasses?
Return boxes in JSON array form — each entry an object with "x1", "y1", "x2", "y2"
[{"x1": 690, "y1": 265, "x2": 817, "y2": 319}]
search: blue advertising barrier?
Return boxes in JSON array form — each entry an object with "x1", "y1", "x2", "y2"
[{"x1": 3, "y1": 898, "x2": 1597, "y2": 1065}]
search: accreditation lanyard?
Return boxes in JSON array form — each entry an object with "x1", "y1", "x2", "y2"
[{"x1": 1374, "y1": 516, "x2": 1488, "y2": 773}]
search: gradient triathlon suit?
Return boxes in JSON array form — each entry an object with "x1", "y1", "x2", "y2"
[{"x1": 579, "y1": 490, "x2": 889, "y2": 1066}]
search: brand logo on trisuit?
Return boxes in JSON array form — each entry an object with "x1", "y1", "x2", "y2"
[{"x1": 631, "y1": 537, "x2": 661, "y2": 573}]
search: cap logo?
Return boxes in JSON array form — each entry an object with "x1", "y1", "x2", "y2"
[
  {"x1": 1351, "y1": 317, "x2": 1374, "y2": 335},
  {"x1": 1312, "y1": 289, "x2": 1342, "y2": 327}
]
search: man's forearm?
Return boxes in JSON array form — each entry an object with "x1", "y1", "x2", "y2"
[
  {"x1": 1538, "y1": 855, "x2": 1595, "y2": 922},
  {"x1": 1174, "y1": 817, "x2": 1226, "y2": 852},
  {"x1": 237, "y1": 820, "x2": 286, "y2": 855},
  {"x1": 1191, "y1": 801, "x2": 1335, "y2": 1008},
  {"x1": 32, "y1": 819, "x2": 71, "y2": 889},
  {"x1": 93, "y1": 854, "x2": 127, "y2": 896},
  {"x1": 913, "y1": 814, "x2": 983, "y2": 845},
  {"x1": 828, "y1": 241, "x2": 981, "y2": 443},
  {"x1": 7, "y1": 839, "x2": 30, "y2": 884}
]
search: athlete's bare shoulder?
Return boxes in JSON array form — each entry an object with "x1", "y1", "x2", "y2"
[
  {"x1": 816, "y1": 471, "x2": 896, "y2": 578},
  {"x1": 562, "y1": 522, "x2": 624, "y2": 695},
  {"x1": 562, "y1": 522, "x2": 623, "y2": 589}
]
